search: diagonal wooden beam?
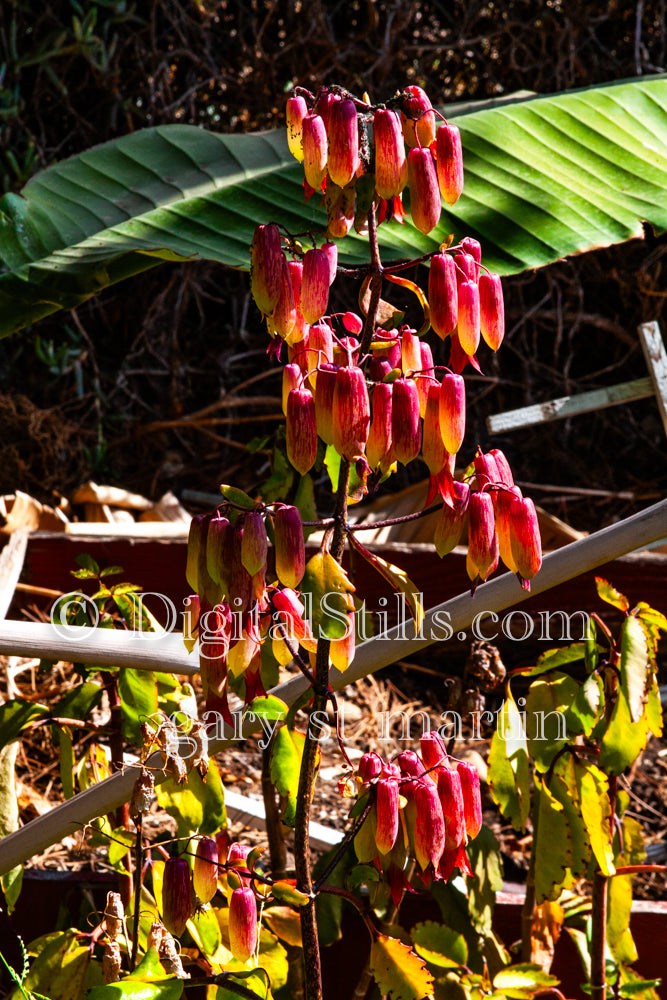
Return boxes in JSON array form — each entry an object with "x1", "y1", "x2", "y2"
[{"x1": 1, "y1": 497, "x2": 666, "y2": 876}]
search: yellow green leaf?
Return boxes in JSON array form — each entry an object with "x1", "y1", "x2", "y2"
[
  {"x1": 595, "y1": 576, "x2": 629, "y2": 612},
  {"x1": 412, "y1": 920, "x2": 468, "y2": 968},
  {"x1": 620, "y1": 615, "x2": 649, "y2": 723},
  {"x1": 301, "y1": 550, "x2": 355, "y2": 641},
  {"x1": 575, "y1": 763, "x2": 615, "y2": 876},
  {"x1": 533, "y1": 776, "x2": 571, "y2": 903},
  {"x1": 271, "y1": 879, "x2": 310, "y2": 907},
  {"x1": 270, "y1": 725, "x2": 319, "y2": 827},
  {"x1": 487, "y1": 693, "x2": 530, "y2": 832}
]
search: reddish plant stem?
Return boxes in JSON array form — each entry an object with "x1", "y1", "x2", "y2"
[
  {"x1": 294, "y1": 457, "x2": 350, "y2": 1000},
  {"x1": 294, "y1": 202, "x2": 383, "y2": 1000}
]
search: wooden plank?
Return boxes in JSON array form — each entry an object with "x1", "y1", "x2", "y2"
[
  {"x1": 0, "y1": 620, "x2": 199, "y2": 675},
  {"x1": 486, "y1": 377, "x2": 653, "y2": 434},
  {"x1": 639, "y1": 320, "x2": 667, "y2": 438}
]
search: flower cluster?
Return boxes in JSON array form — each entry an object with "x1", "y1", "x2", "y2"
[
  {"x1": 186, "y1": 504, "x2": 319, "y2": 717},
  {"x1": 161, "y1": 834, "x2": 260, "y2": 963},
  {"x1": 185, "y1": 81, "x2": 543, "y2": 723},
  {"x1": 286, "y1": 84, "x2": 463, "y2": 235},
  {"x1": 342, "y1": 733, "x2": 483, "y2": 901}
]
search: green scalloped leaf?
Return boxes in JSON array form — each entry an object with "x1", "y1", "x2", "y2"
[
  {"x1": 4, "y1": 77, "x2": 667, "y2": 334},
  {"x1": 533, "y1": 775, "x2": 571, "y2": 903},
  {"x1": 575, "y1": 762, "x2": 615, "y2": 876},
  {"x1": 412, "y1": 920, "x2": 468, "y2": 969}
]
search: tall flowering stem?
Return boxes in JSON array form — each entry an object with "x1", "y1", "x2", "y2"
[
  {"x1": 294, "y1": 458, "x2": 350, "y2": 998},
  {"x1": 212, "y1": 82, "x2": 544, "y2": 1000}
]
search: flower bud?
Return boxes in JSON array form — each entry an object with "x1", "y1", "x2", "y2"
[
  {"x1": 314, "y1": 362, "x2": 338, "y2": 445},
  {"x1": 391, "y1": 377, "x2": 421, "y2": 465},
  {"x1": 467, "y1": 491, "x2": 499, "y2": 583},
  {"x1": 282, "y1": 363, "x2": 302, "y2": 415},
  {"x1": 315, "y1": 89, "x2": 335, "y2": 130},
  {"x1": 325, "y1": 180, "x2": 354, "y2": 238},
  {"x1": 162, "y1": 857, "x2": 192, "y2": 937},
  {"x1": 302, "y1": 112, "x2": 328, "y2": 189},
  {"x1": 270, "y1": 256, "x2": 297, "y2": 339},
  {"x1": 367, "y1": 381, "x2": 394, "y2": 473},
  {"x1": 420, "y1": 731, "x2": 448, "y2": 771},
  {"x1": 327, "y1": 98, "x2": 359, "y2": 187},
  {"x1": 456, "y1": 760, "x2": 483, "y2": 840},
  {"x1": 413, "y1": 780, "x2": 445, "y2": 871},
  {"x1": 206, "y1": 515, "x2": 230, "y2": 589},
  {"x1": 401, "y1": 327, "x2": 422, "y2": 376},
  {"x1": 401, "y1": 86, "x2": 436, "y2": 148},
  {"x1": 396, "y1": 749, "x2": 423, "y2": 785},
  {"x1": 434, "y1": 481, "x2": 470, "y2": 557},
  {"x1": 455, "y1": 252, "x2": 477, "y2": 285},
  {"x1": 358, "y1": 751, "x2": 383, "y2": 786},
  {"x1": 434, "y1": 123, "x2": 464, "y2": 205},
  {"x1": 374, "y1": 108, "x2": 407, "y2": 199},
  {"x1": 322, "y1": 241, "x2": 338, "y2": 284},
  {"x1": 438, "y1": 373, "x2": 466, "y2": 454},
  {"x1": 457, "y1": 280, "x2": 481, "y2": 356},
  {"x1": 429, "y1": 253, "x2": 458, "y2": 340},
  {"x1": 307, "y1": 320, "x2": 334, "y2": 388},
  {"x1": 286, "y1": 95, "x2": 308, "y2": 162},
  {"x1": 490, "y1": 448, "x2": 514, "y2": 487},
  {"x1": 407, "y1": 147, "x2": 441, "y2": 235},
  {"x1": 375, "y1": 777, "x2": 400, "y2": 855},
  {"x1": 496, "y1": 486, "x2": 521, "y2": 573},
  {"x1": 460, "y1": 237, "x2": 481, "y2": 280},
  {"x1": 229, "y1": 886, "x2": 258, "y2": 962},
  {"x1": 332, "y1": 366, "x2": 371, "y2": 461},
  {"x1": 193, "y1": 837, "x2": 219, "y2": 904},
  {"x1": 287, "y1": 260, "x2": 308, "y2": 343},
  {"x1": 422, "y1": 382, "x2": 448, "y2": 475},
  {"x1": 437, "y1": 767, "x2": 467, "y2": 849},
  {"x1": 250, "y1": 224, "x2": 283, "y2": 316},
  {"x1": 474, "y1": 450, "x2": 500, "y2": 493},
  {"x1": 510, "y1": 496, "x2": 542, "y2": 589},
  {"x1": 221, "y1": 523, "x2": 253, "y2": 613},
  {"x1": 241, "y1": 511, "x2": 268, "y2": 576},
  {"x1": 227, "y1": 841, "x2": 251, "y2": 880},
  {"x1": 301, "y1": 248, "x2": 330, "y2": 325},
  {"x1": 416, "y1": 342, "x2": 434, "y2": 417},
  {"x1": 287, "y1": 386, "x2": 317, "y2": 475},
  {"x1": 479, "y1": 272, "x2": 505, "y2": 351},
  {"x1": 273, "y1": 505, "x2": 306, "y2": 588}
]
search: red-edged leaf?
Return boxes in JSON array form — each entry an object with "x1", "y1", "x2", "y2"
[{"x1": 595, "y1": 577, "x2": 629, "y2": 612}]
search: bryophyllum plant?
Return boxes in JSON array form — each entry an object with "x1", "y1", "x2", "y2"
[{"x1": 175, "y1": 82, "x2": 547, "y2": 1000}]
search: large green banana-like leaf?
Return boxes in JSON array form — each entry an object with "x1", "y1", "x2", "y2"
[{"x1": 1, "y1": 76, "x2": 667, "y2": 337}]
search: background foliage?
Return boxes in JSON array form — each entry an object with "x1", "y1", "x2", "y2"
[{"x1": 1, "y1": 0, "x2": 666, "y2": 528}]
